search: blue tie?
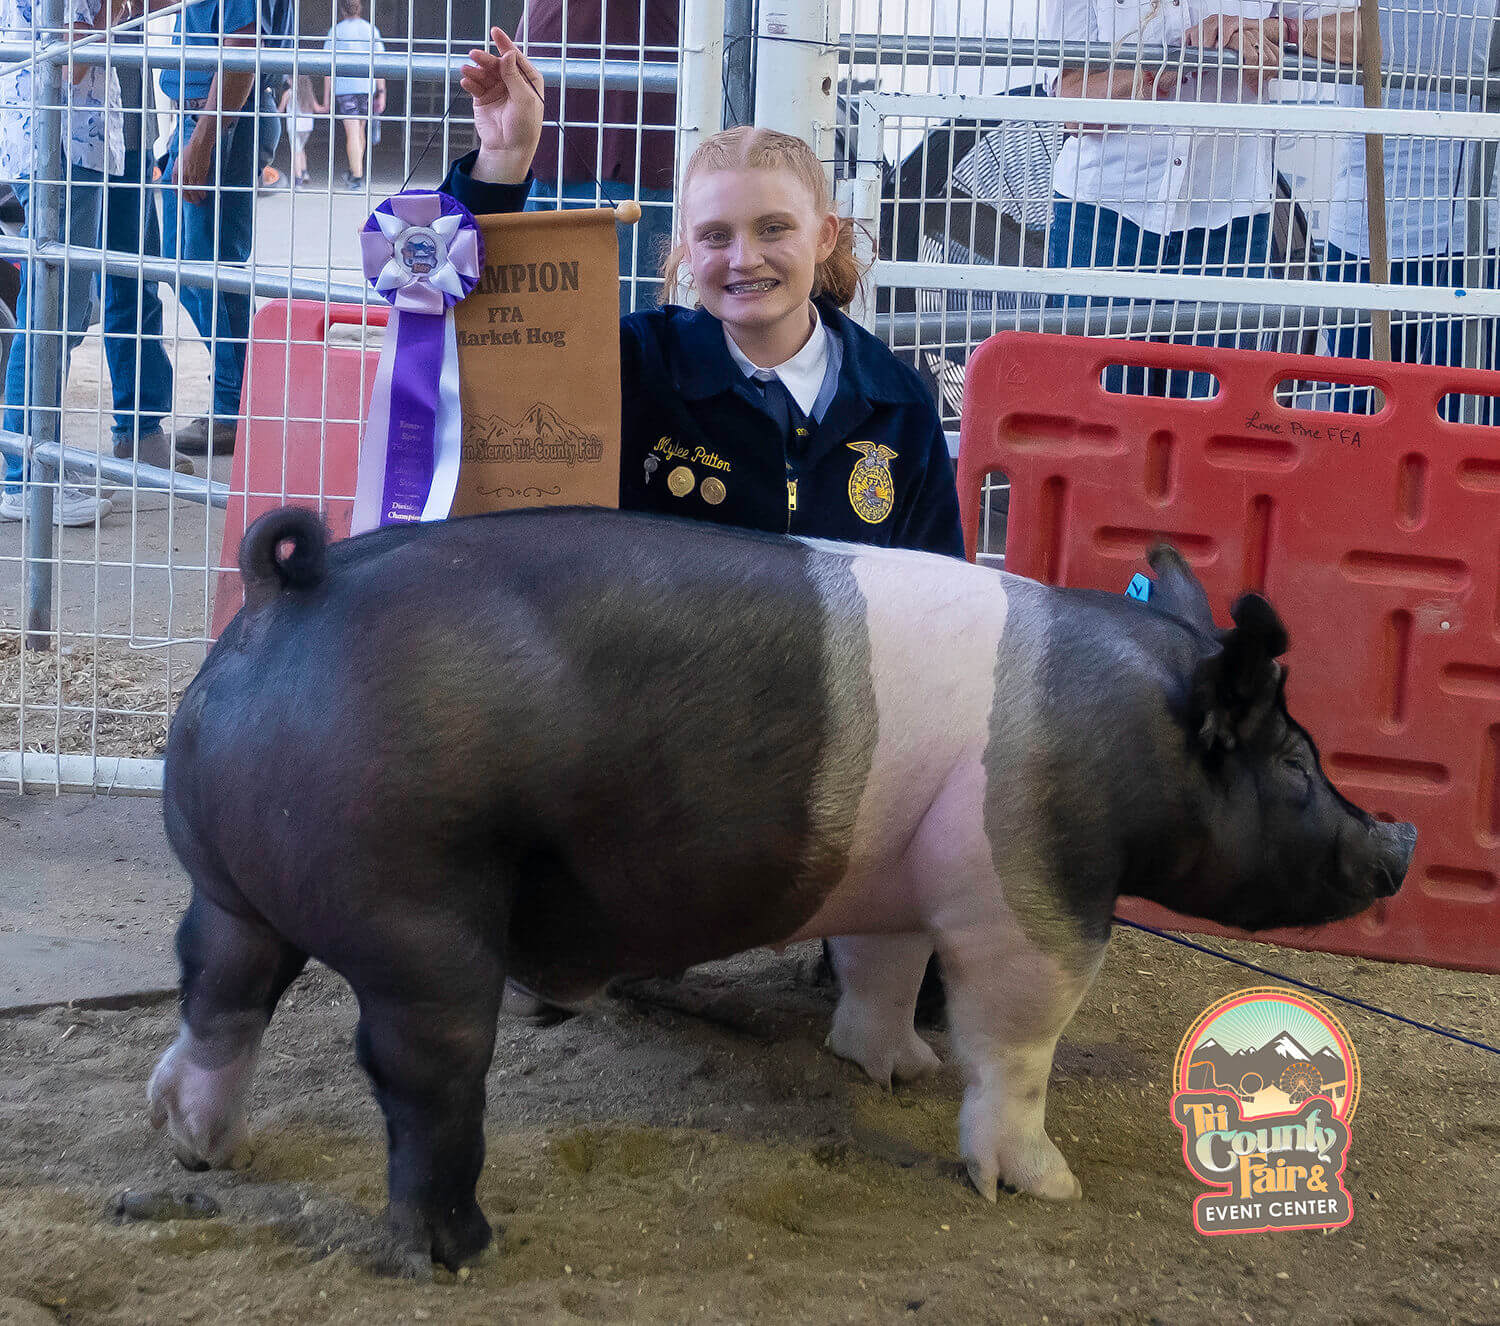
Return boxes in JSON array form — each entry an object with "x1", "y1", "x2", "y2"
[{"x1": 756, "y1": 375, "x2": 808, "y2": 456}]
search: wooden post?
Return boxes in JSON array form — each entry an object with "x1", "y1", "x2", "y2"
[{"x1": 1358, "y1": 0, "x2": 1393, "y2": 362}]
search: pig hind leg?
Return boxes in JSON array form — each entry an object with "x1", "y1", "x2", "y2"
[
  {"x1": 349, "y1": 923, "x2": 506, "y2": 1275},
  {"x1": 149, "y1": 889, "x2": 307, "y2": 1170},
  {"x1": 824, "y1": 933, "x2": 941, "y2": 1088}
]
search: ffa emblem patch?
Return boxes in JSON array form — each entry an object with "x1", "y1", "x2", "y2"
[{"x1": 846, "y1": 442, "x2": 898, "y2": 524}]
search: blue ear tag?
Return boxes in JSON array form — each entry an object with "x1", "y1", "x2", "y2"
[{"x1": 1125, "y1": 573, "x2": 1152, "y2": 603}]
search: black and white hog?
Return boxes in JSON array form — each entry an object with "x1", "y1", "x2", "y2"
[{"x1": 148, "y1": 506, "x2": 1415, "y2": 1272}]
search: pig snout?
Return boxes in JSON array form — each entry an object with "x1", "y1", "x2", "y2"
[
  {"x1": 1353, "y1": 819, "x2": 1416, "y2": 899},
  {"x1": 1374, "y1": 821, "x2": 1418, "y2": 896}
]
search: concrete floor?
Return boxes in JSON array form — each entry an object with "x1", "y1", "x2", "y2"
[{"x1": 0, "y1": 791, "x2": 186, "y2": 1013}]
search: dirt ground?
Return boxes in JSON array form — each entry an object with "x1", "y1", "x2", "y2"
[{"x1": 1, "y1": 927, "x2": 1497, "y2": 1326}]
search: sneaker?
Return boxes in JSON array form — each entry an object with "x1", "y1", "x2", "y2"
[
  {"x1": 174, "y1": 416, "x2": 239, "y2": 456},
  {"x1": 0, "y1": 486, "x2": 112, "y2": 525},
  {"x1": 112, "y1": 428, "x2": 194, "y2": 475},
  {"x1": 58, "y1": 485, "x2": 113, "y2": 525}
]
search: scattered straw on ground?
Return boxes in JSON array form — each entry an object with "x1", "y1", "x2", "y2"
[{"x1": 0, "y1": 633, "x2": 202, "y2": 758}]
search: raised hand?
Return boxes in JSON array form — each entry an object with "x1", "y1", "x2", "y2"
[{"x1": 461, "y1": 26, "x2": 545, "y2": 184}]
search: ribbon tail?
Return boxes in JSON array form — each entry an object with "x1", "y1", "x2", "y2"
[
  {"x1": 421, "y1": 312, "x2": 463, "y2": 522},
  {"x1": 351, "y1": 310, "x2": 401, "y2": 536},
  {"x1": 376, "y1": 309, "x2": 446, "y2": 525}
]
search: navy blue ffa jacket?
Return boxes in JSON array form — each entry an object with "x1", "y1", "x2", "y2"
[{"x1": 440, "y1": 151, "x2": 965, "y2": 559}]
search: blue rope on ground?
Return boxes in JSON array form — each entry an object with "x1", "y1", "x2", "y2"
[{"x1": 1113, "y1": 917, "x2": 1500, "y2": 1058}]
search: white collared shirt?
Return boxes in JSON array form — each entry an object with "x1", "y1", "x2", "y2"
[
  {"x1": 0, "y1": 0, "x2": 123, "y2": 179},
  {"x1": 1046, "y1": 0, "x2": 1346, "y2": 235},
  {"x1": 1324, "y1": 0, "x2": 1497, "y2": 260},
  {"x1": 724, "y1": 307, "x2": 831, "y2": 420}
]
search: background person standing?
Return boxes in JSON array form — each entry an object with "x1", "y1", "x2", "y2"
[
  {"x1": 103, "y1": 15, "x2": 182, "y2": 473},
  {"x1": 1319, "y1": 0, "x2": 1499, "y2": 416},
  {"x1": 158, "y1": 0, "x2": 260, "y2": 457},
  {"x1": 323, "y1": 0, "x2": 385, "y2": 190},
  {"x1": 1, "y1": 0, "x2": 126, "y2": 525},
  {"x1": 1045, "y1": 0, "x2": 1354, "y2": 398}
]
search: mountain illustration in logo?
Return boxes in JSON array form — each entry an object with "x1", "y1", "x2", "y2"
[
  {"x1": 1185, "y1": 1030, "x2": 1348, "y2": 1113},
  {"x1": 462, "y1": 403, "x2": 605, "y2": 465}
]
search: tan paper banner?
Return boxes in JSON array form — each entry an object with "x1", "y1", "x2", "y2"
[{"x1": 451, "y1": 208, "x2": 622, "y2": 515}]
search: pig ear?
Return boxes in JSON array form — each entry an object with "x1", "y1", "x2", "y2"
[
  {"x1": 1146, "y1": 544, "x2": 1216, "y2": 634},
  {"x1": 1190, "y1": 593, "x2": 1290, "y2": 751}
]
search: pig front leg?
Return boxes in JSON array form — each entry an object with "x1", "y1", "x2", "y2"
[
  {"x1": 939, "y1": 925, "x2": 1104, "y2": 1203},
  {"x1": 824, "y1": 933, "x2": 941, "y2": 1087},
  {"x1": 148, "y1": 891, "x2": 307, "y2": 1170}
]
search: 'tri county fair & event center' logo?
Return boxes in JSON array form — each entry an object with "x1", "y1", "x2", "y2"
[{"x1": 1171, "y1": 987, "x2": 1360, "y2": 1236}]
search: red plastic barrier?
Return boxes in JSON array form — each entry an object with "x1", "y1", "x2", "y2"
[
  {"x1": 211, "y1": 300, "x2": 387, "y2": 637},
  {"x1": 959, "y1": 332, "x2": 1500, "y2": 973}
]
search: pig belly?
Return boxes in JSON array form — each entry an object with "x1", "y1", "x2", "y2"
[{"x1": 789, "y1": 545, "x2": 1011, "y2": 942}]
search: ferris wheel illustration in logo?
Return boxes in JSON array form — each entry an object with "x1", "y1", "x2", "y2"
[{"x1": 1174, "y1": 987, "x2": 1360, "y2": 1122}]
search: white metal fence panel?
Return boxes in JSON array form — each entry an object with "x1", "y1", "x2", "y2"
[
  {"x1": 836, "y1": 0, "x2": 1500, "y2": 565},
  {"x1": 0, "y1": 0, "x2": 690, "y2": 791}
]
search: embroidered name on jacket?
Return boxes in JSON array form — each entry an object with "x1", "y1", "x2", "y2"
[
  {"x1": 651, "y1": 437, "x2": 733, "y2": 472},
  {"x1": 846, "y1": 442, "x2": 898, "y2": 524}
]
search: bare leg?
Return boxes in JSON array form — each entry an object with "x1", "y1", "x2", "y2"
[
  {"x1": 148, "y1": 891, "x2": 307, "y2": 1170},
  {"x1": 342, "y1": 119, "x2": 366, "y2": 180},
  {"x1": 824, "y1": 933, "x2": 941, "y2": 1088}
]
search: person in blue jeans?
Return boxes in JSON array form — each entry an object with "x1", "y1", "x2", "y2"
[
  {"x1": 102, "y1": 27, "x2": 182, "y2": 473},
  {"x1": 0, "y1": 0, "x2": 123, "y2": 526},
  {"x1": 104, "y1": 146, "x2": 181, "y2": 471},
  {"x1": 157, "y1": 0, "x2": 260, "y2": 457}
]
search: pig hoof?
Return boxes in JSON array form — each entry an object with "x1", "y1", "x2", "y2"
[
  {"x1": 1020, "y1": 1166, "x2": 1083, "y2": 1202},
  {"x1": 965, "y1": 1158, "x2": 999, "y2": 1204},
  {"x1": 385, "y1": 1200, "x2": 494, "y2": 1274},
  {"x1": 965, "y1": 1151, "x2": 1081, "y2": 1203},
  {"x1": 1004, "y1": 1154, "x2": 1083, "y2": 1203},
  {"x1": 367, "y1": 1237, "x2": 436, "y2": 1282},
  {"x1": 147, "y1": 1042, "x2": 255, "y2": 1171},
  {"x1": 502, "y1": 980, "x2": 576, "y2": 1026},
  {"x1": 825, "y1": 1018, "x2": 940, "y2": 1089}
]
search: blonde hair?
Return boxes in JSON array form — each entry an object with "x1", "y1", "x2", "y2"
[{"x1": 660, "y1": 127, "x2": 868, "y2": 310}]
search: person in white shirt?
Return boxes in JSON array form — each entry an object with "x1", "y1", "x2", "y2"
[
  {"x1": 1, "y1": 0, "x2": 126, "y2": 525},
  {"x1": 1321, "y1": 1, "x2": 1497, "y2": 416},
  {"x1": 1045, "y1": 0, "x2": 1355, "y2": 396},
  {"x1": 323, "y1": 0, "x2": 385, "y2": 189}
]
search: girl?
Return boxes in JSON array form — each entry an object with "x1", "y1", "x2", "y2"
[
  {"x1": 279, "y1": 74, "x2": 322, "y2": 188},
  {"x1": 439, "y1": 27, "x2": 963, "y2": 559}
]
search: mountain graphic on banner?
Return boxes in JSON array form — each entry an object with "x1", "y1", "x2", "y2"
[{"x1": 462, "y1": 404, "x2": 605, "y2": 463}]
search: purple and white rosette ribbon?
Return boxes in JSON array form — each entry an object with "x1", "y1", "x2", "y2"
[{"x1": 352, "y1": 191, "x2": 483, "y2": 534}]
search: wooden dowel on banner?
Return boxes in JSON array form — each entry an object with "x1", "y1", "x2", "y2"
[
  {"x1": 614, "y1": 200, "x2": 643, "y2": 225},
  {"x1": 1358, "y1": 0, "x2": 1393, "y2": 362}
]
